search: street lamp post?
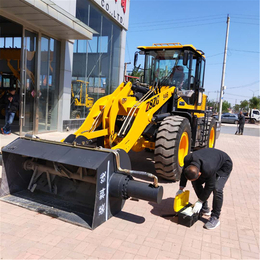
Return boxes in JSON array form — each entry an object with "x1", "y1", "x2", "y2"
[{"x1": 249, "y1": 89, "x2": 259, "y2": 97}]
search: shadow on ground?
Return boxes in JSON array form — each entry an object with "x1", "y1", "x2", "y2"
[{"x1": 114, "y1": 210, "x2": 145, "y2": 224}]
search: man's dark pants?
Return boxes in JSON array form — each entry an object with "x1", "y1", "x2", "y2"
[
  {"x1": 239, "y1": 123, "x2": 244, "y2": 134},
  {"x1": 3, "y1": 111, "x2": 15, "y2": 133},
  {"x1": 191, "y1": 172, "x2": 231, "y2": 219}
]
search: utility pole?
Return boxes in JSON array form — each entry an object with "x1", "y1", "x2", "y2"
[
  {"x1": 124, "y1": 62, "x2": 131, "y2": 81},
  {"x1": 219, "y1": 14, "x2": 230, "y2": 122}
]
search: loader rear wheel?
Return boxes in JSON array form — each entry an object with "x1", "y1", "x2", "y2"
[
  {"x1": 154, "y1": 116, "x2": 191, "y2": 181},
  {"x1": 207, "y1": 119, "x2": 216, "y2": 148}
]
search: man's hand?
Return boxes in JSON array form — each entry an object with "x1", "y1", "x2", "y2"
[
  {"x1": 192, "y1": 200, "x2": 203, "y2": 213},
  {"x1": 175, "y1": 189, "x2": 184, "y2": 196},
  {"x1": 8, "y1": 97, "x2": 13, "y2": 102}
]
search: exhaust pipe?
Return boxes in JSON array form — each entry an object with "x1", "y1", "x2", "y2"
[{"x1": 0, "y1": 137, "x2": 163, "y2": 229}]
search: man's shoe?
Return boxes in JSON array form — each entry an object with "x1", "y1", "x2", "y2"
[
  {"x1": 3, "y1": 130, "x2": 11, "y2": 135},
  {"x1": 203, "y1": 216, "x2": 220, "y2": 230},
  {"x1": 201, "y1": 207, "x2": 211, "y2": 216}
]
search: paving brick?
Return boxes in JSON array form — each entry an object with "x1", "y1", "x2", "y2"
[
  {"x1": 158, "y1": 249, "x2": 180, "y2": 259},
  {"x1": 15, "y1": 252, "x2": 34, "y2": 259},
  {"x1": 0, "y1": 248, "x2": 22, "y2": 259},
  {"x1": 40, "y1": 234, "x2": 63, "y2": 246},
  {"x1": 82, "y1": 243, "x2": 98, "y2": 256},
  {"x1": 122, "y1": 252, "x2": 135, "y2": 259},
  {"x1": 231, "y1": 247, "x2": 241, "y2": 259},
  {"x1": 111, "y1": 249, "x2": 126, "y2": 259},
  {"x1": 249, "y1": 243, "x2": 259, "y2": 254},
  {"x1": 5, "y1": 237, "x2": 36, "y2": 252},
  {"x1": 26, "y1": 253, "x2": 41, "y2": 259},
  {"x1": 67, "y1": 251, "x2": 88, "y2": 259},
  {"x1": 50, "y1": 248, "x2": 72, "y2": 259},
  {"x1": 137, "y1": 245, "x2": 150, "y2": 256},
  {"x1": 241, "y1": 250, "x2": 260, "y2": 259}
]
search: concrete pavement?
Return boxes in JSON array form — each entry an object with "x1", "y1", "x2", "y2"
[{"x1": 0, "y1": 128, "x2": 259, "y2": 259}]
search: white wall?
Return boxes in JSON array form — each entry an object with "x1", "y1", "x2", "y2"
[
  {"x1": 58, "y1": 40, "x2": 74, "y2": 131},
  {"x1": 50, "y1": 0, "x2": 77, "y2": 130},
  {"x1": 119, "y1": 30, "x2": 126, "y2": 83}
]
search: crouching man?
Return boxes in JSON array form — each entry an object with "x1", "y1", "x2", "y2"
[{"x1": 176, "y1": 148, "x2": 233, "y2": 230}]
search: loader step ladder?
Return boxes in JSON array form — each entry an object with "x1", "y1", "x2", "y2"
[{"x1": 199, "y1": 112, "x2": 210, "y2": 147}]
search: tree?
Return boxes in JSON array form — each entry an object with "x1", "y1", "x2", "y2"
[
  {"x1": 128, "y1": 66, "x2": 143, "y2": 83},
  {"x1": 206, "y1": 99, "x2": 218, "y2": 113},
  {"x1": 240, "y1": 100, "x2": 249, "y2": 111},
  {"x1": 222, "y1": 100, "x2": 231, "y2": 113},
  {"x1": 249, "y1": 96, "x2": 260, "y2": 109},
  {"x1": 233, "y1": 104, "x2": 240, "y2": 113}
]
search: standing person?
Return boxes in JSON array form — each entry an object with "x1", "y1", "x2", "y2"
[
  {"x1": 1, "y1": 88, "x2": 19, "y2": 135},
  {"x1": 238, "y1": 111, "x2": 245, "y2": 135},
  {"x1": 175, "y1": 148, "x2": 233, "y2": 230}
]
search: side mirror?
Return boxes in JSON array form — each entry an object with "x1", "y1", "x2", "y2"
[
  {"x1": 134, "y1": 51, "x2": 138, "y2": 67},
  {"x1": 183, "y1": 50, "x2": 189, "y2": 66}
]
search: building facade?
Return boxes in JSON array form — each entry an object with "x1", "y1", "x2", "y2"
[{"x1": 0, "y1": 0, "x2": 130, "y2": 135}]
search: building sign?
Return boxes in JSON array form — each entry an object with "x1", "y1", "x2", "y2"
[{"x1": 93, "y1": 0, "x2": 130, "y2": 30}]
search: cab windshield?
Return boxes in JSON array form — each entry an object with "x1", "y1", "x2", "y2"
[
  {"x1": 143, "y1": 49, "x2": 188, "y2": 90},
  {"x1": 72, "y1": 81, "x2": 87, "y2": 99}
]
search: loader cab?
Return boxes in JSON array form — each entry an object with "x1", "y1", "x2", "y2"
[{"x1": 137, "y1": 43, "x2": 206, "y2": 106}]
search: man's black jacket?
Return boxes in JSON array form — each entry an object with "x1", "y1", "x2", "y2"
[
  {"x1": 180, "y1": 148, "x2": 233, "y2": 202},
  {"x1": 238, "y1": 113, "x2": 245, "y2": 124},
  {"x1": 5, "y1": 92, "x2": 19, "y2": 113}
]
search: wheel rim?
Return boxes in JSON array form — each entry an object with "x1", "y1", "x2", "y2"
[
  {"x1": 178, "y1": 132, "x2": 189, "y2": 167},
  {"x1": 209, "y1": 127, "x2": 215, "y2": 148},
  {"x1": 76, "y1": 114, "x2": 81, "y2": 119}
]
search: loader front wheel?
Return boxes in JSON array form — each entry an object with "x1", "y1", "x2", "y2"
[
  {"x1": 154, "y1": 116, "x2": 191, "y2": 181},
  {"x1": 207, "y1": 119, "x2": 216, "y2": 148},
  {"x1": 71, "y1": 110, "x2": 82, "y2": 119}
]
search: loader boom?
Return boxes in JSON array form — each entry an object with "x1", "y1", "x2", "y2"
[{"x1": 72, "y1": 81, "x2": 175, "y2": 152}]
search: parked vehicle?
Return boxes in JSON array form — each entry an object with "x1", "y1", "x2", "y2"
[
  {"x1": 221, "y1": 113, "x2": 239, "y2": 124},
  {"x1": 214, "y1": 113, "x2": 238, "y2": 124},
  {"x1": 244, "y1": 109, "x2": 260, "y2": 124}
]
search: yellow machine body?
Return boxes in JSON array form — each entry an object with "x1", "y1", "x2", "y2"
[
  {"x1": 71, "y1": 80, "x2": 94, "y2": 118},
  {"x1": 65, "y1": 43, "x2": 219, "y2": 181}
]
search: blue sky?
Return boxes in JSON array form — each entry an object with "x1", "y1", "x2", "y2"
[{"x1": 125, "y1": 0, "x2": 259, "y2": 106}]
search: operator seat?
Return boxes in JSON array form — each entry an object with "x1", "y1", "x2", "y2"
[{"x1": 169, "y1": 66, "x2": 185, "y2": 89}]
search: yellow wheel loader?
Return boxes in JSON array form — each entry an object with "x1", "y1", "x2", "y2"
[
  {"x1": 0, "y1": 43, "x2": 220, "y2": 229},
  {"x1": 71, "y1": 80, "x2": 94, "y2": 118}
]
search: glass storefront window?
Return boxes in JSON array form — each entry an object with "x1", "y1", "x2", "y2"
[
  {"x1": 71, "y1": 0, "x2": 122, "y2": 119},
  {"x1": 5, "y1": 37, "x2": 12, "y2": 48},
  {"x1": 14, "y1": 37, "x2": 21, "y2": 48},
  {"x1": 38, "y1": 36, "x2": 60, "y2": 132},
  {"x1": 88, "y1": 37, "x2": 98, "y2": 53},
  {"x1": 0, "y1": 37, "x2": 4, "y2": 47},
  {"x1": 78, "y1": 40, "x2": 87, "y2": 53}
]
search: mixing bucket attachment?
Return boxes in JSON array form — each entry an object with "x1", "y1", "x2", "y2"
[{"x1": 0, "y1": 137, "x2": 163, "y2": 229}]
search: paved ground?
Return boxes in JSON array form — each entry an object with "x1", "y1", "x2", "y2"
[
  {"x1": 220, "y1": 123, "x2": 259, "y2": 137},
  {"x1": 0, "y1": 126, "x2": 259, "y2": 259}
]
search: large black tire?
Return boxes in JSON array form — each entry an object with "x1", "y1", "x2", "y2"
[
  {"x1": 206, "y1": 118, "x2": 216, "y2": 148},
  {"x1": 71, "y1": 110, "x2": 82, "y2": 119},
  {"x1": 154, "y1": 116, "x2": 191, "y2": 181}
]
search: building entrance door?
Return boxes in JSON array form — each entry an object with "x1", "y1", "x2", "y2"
[{"x1": 20, "y1": 29, "x2": 37, "y2": 135}]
